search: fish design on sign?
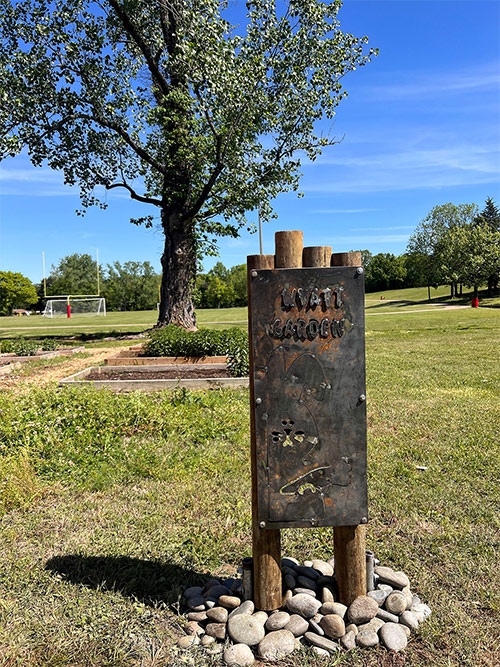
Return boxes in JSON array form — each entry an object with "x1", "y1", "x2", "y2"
[{"x1": 279, "y1": 459, "x2": 352, "y2": 498}]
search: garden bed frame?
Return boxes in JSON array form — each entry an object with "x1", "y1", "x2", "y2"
[{"x1": 0, "y1": 346, "x2": 86, "y2": 375}]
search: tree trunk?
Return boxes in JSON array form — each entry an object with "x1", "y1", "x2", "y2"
[
  {"x1": 157, "y1": 208, "x2": 197, "y2": 330},
  {"x1": 450, "y1": 282, "x2": 454, "y2": 299},
  {"x1": 473, "y1": 285, "x2": 478, "y2": 299},
  {"x1": 427, "y1": 284, "x2": 431, "y2": 301}
]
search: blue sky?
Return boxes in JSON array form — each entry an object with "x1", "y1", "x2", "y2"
[{"x1": 1, "y1": 0, "x2": 499, "y2": 282}]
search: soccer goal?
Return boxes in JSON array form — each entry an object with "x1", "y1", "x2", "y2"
[{"x1": 43, "y1": 297, "x2": 106, "y2": 318}]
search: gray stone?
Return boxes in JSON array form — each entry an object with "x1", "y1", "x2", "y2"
[
  {"x1": 401, "y1": 586, "x2": 413, "y2": 609},
  {"x1": 265, "y1": 611, "x2": 290, "y2": 631},
  {"x1": 219, "y1": 595, "x2": 241, "y2": 609},
  {"x1": 205, "y1": 584, "x2": 231, "y2": 599},
  {"x1": 284, "y1": 573, "x2": 296, "y2": 590},
  {"x1": 327, "y1": 556, "x2": 335, "y2": 569},
  {"x1": 304, "y1": 632, "x2": 339, "y2": 653},
  {"x1": 201, "y1": 635, "x2": 215, "y2": 646},
  {"x1": 283, "y1": 589, "x2": 293, "y2": 604},
  {"x1": 401, "y1": 624, "x2": 411, "y2": 637},
  {"x1": 357, "y1": 617, "x2": 384, "y2": 633},
  {"x1": 385, "y1": 592, "x2": 407, "y2": 615},
  {"x1": 296, "y1": 565, "x2": 320, "y2": 580},
  {"x1": 368, "y1": 589, "x2": 387, "y2": 606},
  {"x1": 347, "y1": 595, "x2": 379, "y2": 624},
  {"x1": 284, "y1": 614, "x2": 309, "y2": 637},
  {"x1": 297, "y1": 575, "x2": 317, "y2": 590},
  {"x1": 411, "y1": 603, "x2": 432, "y2": 620},
  {"x1": 286, "y1": 593, "x2": 322, "y2": 619},
  {"x1": 184, "y1": 586, "x2": 203, "y2": 599},
  {"x1": 187, "y1": 611, "x2": 208, "y2": 622},
  {"x1": 186, "y1": 596, "x2": 206, "y2": 611},
  {"x1": 374, "y1": 566, "x2": 410, "y2": 589},
  {"x1": 303, "y1": 560, "x2": 314, "y2": 568},
  {"x1": 258, "y1": 630, "x2": 296, "y2": 661},
  {"x1": 356, "y1": 629, "x2": 379, "y2": 648},
  {"x1": 400, "y1": 610, "x2": 419, "y2": 631},
  {"x1": 378, "y1": 583, "x2": 393, "y2": 594},
  {"x1": 308, "y1": 618, "x2": 324, "y2": 636},
  {"x1": 205, "y1": 644, "x2": 224, "y2": 656},
  {"x1": 312, "y1": 560, "x2": 334, "y2": 577},
  {"x1": 411, "y1": 595, "x2": 422, "y2": 607},
  {"x1": 205, "y1": 599, "x2": 216, "y2": 609},
  {"x1": 177, "y1": 635, "x2": 199, "y2": 649},
  {"x1": 224, "y1": 643, "x2": 255, "y2": 667},
  {"x1": 320, "y1": 614, "x2": 345, "y2": 639},
  {"x1": 228, "y1": 613, "x2": 266, "y2": 646},
  {"x1": 205, "y1": 623, "x2": 226, "y2": 640},
  {"x1": 293, "y1": 587, "x2": 317, "y2": 598},
  {"x1": 379, "y1": 622, "x2": 408, "y2": 651},
  {"x1": 312, "y1": 646, "x2": 330, "y2": 658},
  {"x1": 345, "y1": 623, "x2": 358, "y2": 635},
  {"x1": 228, "y1": 599, "x2": 254, "y2": 619},
  {"x1": 320, "y1": 602, "x2": 346, "y2": 618},
  {"x1": 340, "y1": 630, "x2": 356, "y2": 650},
  {"x1": 376, "y1": 608, "x2": 399, "y2": 623},
  {"x1": 206, "y1": 607, "x2": 228, "y2": 623},
  {"x1": 252, "y1": 611, "x2": 268, "y2": 625},
  {"x1": 322, "y1": 587, "x2": 334, "y2": 604}
]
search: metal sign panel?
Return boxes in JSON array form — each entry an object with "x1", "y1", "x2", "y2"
[{"x1": 249, "y1": 267, "x2": 367, "y2": 529}]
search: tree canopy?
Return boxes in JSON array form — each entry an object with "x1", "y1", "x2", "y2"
[
  {"x1": 0, "y1": 271, "x2": 38, "y2": 314},
  {"x1": 0, "y1": 0, "x2": 377, "y2": 329}
]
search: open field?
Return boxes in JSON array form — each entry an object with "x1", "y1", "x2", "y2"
[
  {"x1": 0, "y1": 306, "x2": 498, "y2": 666},
  {"x1": 1, "y1": 285, "x2": 498, "y2": 341}
]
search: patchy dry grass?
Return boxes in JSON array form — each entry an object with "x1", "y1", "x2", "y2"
[{"x1": 0, "y1": 308, "x2": 498, "y2": 666}]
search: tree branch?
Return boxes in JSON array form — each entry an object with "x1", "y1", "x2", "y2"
[
  {"x1": 107, "y1": 0, "x2": 170, "y2": 99},
  {"x1": 104, "y1": 181, "x2": 162, "y2": 206}
]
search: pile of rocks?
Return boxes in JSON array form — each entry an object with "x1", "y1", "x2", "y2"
[{"x1": 177, "y1": 556, "x2": 431, "y2": 665}]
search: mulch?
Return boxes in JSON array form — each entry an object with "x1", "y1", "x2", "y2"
[{"x1": 86, "y1": 367, "x2": 232, "y2": 381}]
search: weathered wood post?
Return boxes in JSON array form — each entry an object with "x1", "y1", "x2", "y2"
[
  {"x1": 331, "y1": 250, "x2": 367, "y2": 605},
  {"x1": 248, "y1": 236, "x2": 367, "y2": 610},
  {"x1": 247, "y1": 252, "x2": 282, "y2": 611}
]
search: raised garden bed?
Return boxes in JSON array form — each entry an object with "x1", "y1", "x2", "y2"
[
  {"x1": 105, "y1": 354, "x2": 228, "y2": 366},
  {"x1": 60, "y1": 363, "x2": 249, "y2": 392},
  {"x1": 0, "y1": 346, "x2": 86, "y2": 375}
]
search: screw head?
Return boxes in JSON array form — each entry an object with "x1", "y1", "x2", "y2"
[
  {"x1": 259, "y1": 521, "x2": 266, "y2": 529},
  {"x1": 359, "y1": 394, "x2": 366, "y2": 402},
  {"x1": 361, "y1": 516, "x2": 368, "y2": 524},
  {"x1": 255, "y1": 397, "x2": 262, "y2": 405},
  {"x1": 356, "y1": 267, "x2": 364, "y2": 275},
  {"x1": 251, "y1": 270, "x2": 258, "y2": 278}
]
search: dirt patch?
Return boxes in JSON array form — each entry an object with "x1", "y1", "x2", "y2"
[{"x1": 86, "y1": 367, "x2": 232, "y2": 380}]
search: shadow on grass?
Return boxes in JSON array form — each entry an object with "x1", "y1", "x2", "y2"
[{"x1": 45, "y1": 554, "x2": 212, "y2": 606}]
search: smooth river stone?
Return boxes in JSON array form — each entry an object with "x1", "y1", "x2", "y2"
[
  {"x1": 258, "y1": 630, "x2": 296, "y2": 661},
  {"x1": 347, "y1": 595, "x2": 379, "y2": 624},
  {"x1": 223, "y1": 643, "x2": 255, "y2": 667},
  {"x1": 319, "y1": 614, "x2": 345, "y2": 639},
  {"x1": 186, "y1": 596, "x2": 206, "y2": 611},
  {"x1": 379, "y1": 622, "x2": 408, "y2": 651},
  {"x1": 218, "y1": 595, "x2": 241, "y2": 609},
  {"x1": 297, "y1": 575, "x2": 317, "y2": 590},
  {"x1": 356, "y1": 629, "x2": 379, "y2": 648},
  {"x1": 376, "y1": 608, "x2": 399, "y2": 623},
  {"x1": 295, "y1": 565, "x2": 320, "y2": 581},
  {"x1": 284, "y1": 614, "x2": 309, "y2": 637},
  {"x1": 385, "y1": 592, "x2": 407, "y2": 615},
  {"x1": 206, "y1": 607, "x2": 228, "y2": 623},
  {"x1": 184, "y1": 621, "x2": 203, "y2": 636},
  {"x1": 227, "y1": 613, "x2": 265, "y2": 646},
  {"x1": 368, "y1": 589, "x2": 388, "y2": 606},
  {"x1": 282, "y1": 557, "x2": 300, "y2": 568},
  {"x1": 201, "y1": 635, "x2": 215, "y2": 646},
  {"x1": 322, "y1": 587, "x2": 335, "y2": 604},
  {"x1": 205, "y1": 584, "x2": 231, "y2": 599},
  {"x1": 252, "y1": 611, "x2": 268, "y2": 625},
  {"x1": 177, "y1": 635, "x2": 199, "y2": 649},
  {"x1": 265, "y1": 611, "x2": 290, "y2": 631},
  {"x1": 340, "y1": 630, "x2": 356, "y2": 650},
  {"x1": 312, "y1": 559, "x2": 334, "y2": 577},
  {"x1": 411, "y1": 603, "x2": 432, "y2": 620},
  {"x1": 184, "y1": 586, "x2": 203, "y2": 599},
  {"x1": 374, "y1": 566, "x2": 410, "y2": 589},
  {"x1": 187, "y1": 611, "x2": 208, "y2": 622},
  {"x1": 228, "y1": 599, "x2": 254, "y2": 619},
  {"x1": 321, "y1": 602, "x2": 347, "y2": 618},
  {"x1": 293, "y1": 587, "x2": 317, "y2": 598},
  {"x1": 400, "y1": 610, "x2": 419, "y2": 631},
  {"x1": 284, "y1": 573, "x2": 296, "y2": 590},
  {"x1": 286, "y1": 593, "x2": 321, "y2": 619},
  {"x1": 304, "y1": 632, "x2": 339, "y2": 653},
  {"x1": 205, "y1": 623, "x2": 226, "y2": 640}
]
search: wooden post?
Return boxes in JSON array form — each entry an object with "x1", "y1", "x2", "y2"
[
  {"x1": 247, "y1": 253, "x2": 282, "y2": 611},
  {"x1": 303, "y1": 246, "x2": 332, "y2": 268},
  {"x1": 331, "y1": 249, "x2": 367, "y2": 605},
  {"x1": 275, "y1": 231, "x2": 303, "y2": 268}
]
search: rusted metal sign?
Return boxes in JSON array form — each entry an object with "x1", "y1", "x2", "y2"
[{"x1": 249, "y1": 267, "x2": 367, "y2": 529}]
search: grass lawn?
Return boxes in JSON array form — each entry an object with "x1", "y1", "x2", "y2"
[{"x1": 0, "y1": 307, "x2": 499, "y2": 666}]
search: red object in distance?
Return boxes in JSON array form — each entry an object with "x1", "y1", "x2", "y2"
[
  {"x1": 472, "y1": 297, "x2": 479, "y2": 308},
  {"x1": 67, "y1": 303, "x2": 71, "y2": 318}
]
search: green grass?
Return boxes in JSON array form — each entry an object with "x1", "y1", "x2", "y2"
[{"x1": 0, "y1": 308, "x2": 499, "y2": 665}]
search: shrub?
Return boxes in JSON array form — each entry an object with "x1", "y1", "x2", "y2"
[
  {"x1": 144, "y1": 326, "x2": 249, "y2": 376},
  {"x1": 12, "y1": 338, "x2": 39, "y2": 356},
  {"x1": 41, "y1": 338, "x2": 58, "y2": 351},
  {"x1": 0, "y1": 339, "x2": 14, "y2": 353}
]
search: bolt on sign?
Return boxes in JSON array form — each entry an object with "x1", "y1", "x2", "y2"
[{"x1": 249, "y1": 267, "x2": 367, "y2": 529}]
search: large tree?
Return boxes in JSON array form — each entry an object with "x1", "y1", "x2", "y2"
[
  {"x1": 473, "y1": 197, "x2": 500, "y2": 294},
  {"x1": 0, "y1": 0, "x2": 376, "y2": 329},
  {"x1": 46, "y1": 253, "x2": 102, "y2": 296},
  {"x1": 104, "y1": 260, "x2": 159, "y2": 311},
  {"x1": 0, "y1": 271, "x2": 38, "y2": 314}
]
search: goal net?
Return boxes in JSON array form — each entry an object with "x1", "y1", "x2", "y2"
[{"x1": 43, "y1": 297, "x2": 106, "y2": 318}]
